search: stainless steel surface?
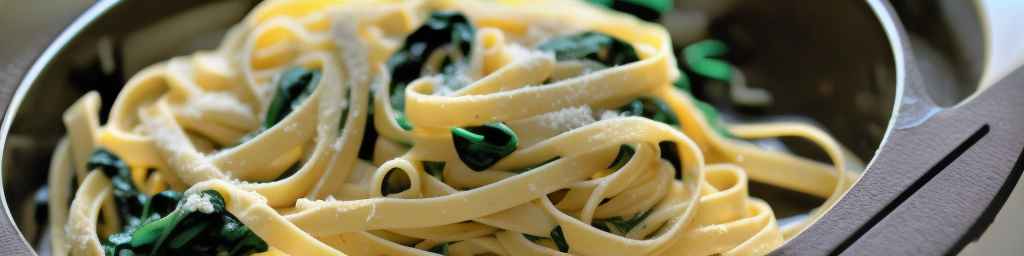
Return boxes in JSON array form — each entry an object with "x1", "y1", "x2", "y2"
[
  {"x1": 0, "y1": 1, "x2": 95, "y2": 254},
  {"x1": 0, "y1": 0, "x2": 257, "y2": 254},
  {"x1": 0, "y1": 0, "x2": 919, "y2": 255},
  {"x1": 891, "y1": 0, "x2": 985, "y2": 106},
  {"x1": 775, "y1": 1, "x2": 1024, "y2": 254},
  {"x1": 680, "y1": 0, "x2": 897, "y2": 219}
]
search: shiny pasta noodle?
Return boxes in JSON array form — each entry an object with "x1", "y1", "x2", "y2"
[{"x1": 50, "y1": 0, "x2": 859, "y2": 255}]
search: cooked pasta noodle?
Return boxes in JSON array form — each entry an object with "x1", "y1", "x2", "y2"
[{"x1": 49, "y1": 0, "x2": 859, "y2": 255}]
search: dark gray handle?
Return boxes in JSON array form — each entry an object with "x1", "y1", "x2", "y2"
[{"x1": 774, "y1": 66, "x2": 1024, "y2": 255}]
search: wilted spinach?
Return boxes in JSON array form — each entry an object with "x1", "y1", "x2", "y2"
[
  {"x1": 265, "y1": 67, "x2": 321, "y2": 127},
  {"x1": 586, "y1": 0, "x2": 674, "y2": 21},
  {"x1": 683, "y1": 39, "x2": 733, "y2": 82},
  {"x1": 387, "y1": 11, "x2": 476, "y2": 131},
  {"x1": 422, "y1": 161, "x2": 446, "y2": 180},
  {"x1": 618, "y1": 97, "x2": 679, "y2": 125},
  {"x1": 106, "y1": 190, "x2": 267, "y2": 256},
  {"x1": 607, "y1": 145, "x2": 635, "y2": 171},
  {"x1": 523, "y1": 233, "x2": 545, "y2": 242},
  {"x1": 550, "y1": 226, "x2": 570, "y2": 253},
  {"x1": 538, "y1": 31, "x2": 638, "y2": 67},
  {"x1": 88, "y1": 149, "x2": 147, "y2": 228},
  {"x1": 238, "y1": 67, "x2": 321, "y2": 145},
  {"x1": 451, "y1": 122, "x2": 518, "y2": 171},
  {"x1": 89, "y1": 149, "x2": 267, "y2": 256},
  {"x1": 592, "y1": 210, "x2": 651, "y2": 236},
  {"x1": 692, "y1": 96, "x2": 734, "y2": 138},
  {"x1": 673, "y1": 75, "x2": 691, "y2": 92},
  {"x1": 427, "y1": 242, "x2": 451, "y2": 255}
]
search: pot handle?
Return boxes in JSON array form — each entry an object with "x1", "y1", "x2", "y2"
[
  {"x1": 771, "y1": 1, "x2": 1024, "y2": 254},
  {"x1": 773, "y1": 49, "x2": 1024, "y2": 256}
]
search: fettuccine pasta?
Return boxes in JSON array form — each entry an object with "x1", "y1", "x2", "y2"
[{"x1": 49, "y1": 0, "x2": 859, "y2": 255}]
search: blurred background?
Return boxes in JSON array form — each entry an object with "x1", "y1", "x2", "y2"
[{"x1": 0, "y1": 0, "x2": 1020, "y2": 255}]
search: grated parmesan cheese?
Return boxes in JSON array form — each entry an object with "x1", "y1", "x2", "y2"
[
  {"x1": 183, "y1": 192, "x2": 215, "y2": 214},
  {"x1": 434, "y1": 81, "x2": 457, "y2": 96},
  {"x1": 331, "y1": 14, "x2": 372, "y2": 86},
  {"x1": 503, "y1": 43, "x2": 551, "y2": 64},
  {"x1": 600, "y1": 110, "x2": 623, "y2": 120},
  {"x1": 537, "y1": 106, "x2": 595, "y2": 132},
  {"x1": 189, "y1": 92, "x2": 253, "y2": 117}
]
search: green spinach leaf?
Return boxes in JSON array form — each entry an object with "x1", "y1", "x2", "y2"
[
  {"x1": 141, "y1": 190, "x2": 182, "y2": 221},
  {"x1": 683, "y1": 39, "x2": 732, "y2": 82},
  {"x1": 586, "y1": 0, "x2": 673, "y2": 21},
  {"x1": 673, "y1": 75, "x2": 691, "y2": 91},
  {"x1": 523, "y1": 233, "x2": 545, "y2": 242},
  {"x1": 427, "y1": 242, "x2": 451, "y2": 255},
  {"x1": 692, "y1": 96, "x2": 734, "y2": 138},
  {"x1": 591, "y1": 210, "x2": 651, "y2": 235},
  {"x1": 395, "y1": 113, "x2": 414, "y2": 131},
  {"x1": 422, "y1": 161, "x2": 446, "y2": 180},
  {"x1": 451, "y1": 123, "x2": 518, "y2": 171},
  {"x1": 104, "y1": 190, "x2": 267, "y2": 256},
  {"x1": 88, "y1": 149, "x2": 146, "y2": 229},
  {"x1": 550, "y1": 226, "x2": 570, "y2": 253},
  {"x1": 387, "y1": 11, "x2": 476, "y2": 130},
  {"x1": 92, "y1": 150, "x2": 268, "y2": 256},
  {"x1": 607, "y1": 145, "x2": 635, "y2": 170},
  {"x1": 538, "y1": 31, "x2": 638, "y2": 67},
  {"x1": 265, "y1": 67, "x2": 321, "y2": 128},
  {"x1": 271, "y1": 162, "x2": 303, "y2": 182},
  {"x1": 237, "y1": 67, "x2": 321, "y2": 146},
  {"x1": 618, "y1": 97, "x2": 679, "y2": 125}
]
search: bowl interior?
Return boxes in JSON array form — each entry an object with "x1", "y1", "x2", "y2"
[
  {"x1": 1, "y1": 0, "x2": 258, "y2": 251},
  {"x1": 668, "y1": 0, "x2": 896, "y2": 217},
  {"x1": 2, "y1": 0, "x2": 897, "y2": 252}
]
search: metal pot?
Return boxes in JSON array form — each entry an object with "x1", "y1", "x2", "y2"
[{"x1": 0, "y1": 0, "x2": 1020, "y2": 255}]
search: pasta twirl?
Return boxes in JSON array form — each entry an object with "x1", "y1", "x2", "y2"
[{"x1": 49, "y1": 0, "x2": 858, "y2": 255}]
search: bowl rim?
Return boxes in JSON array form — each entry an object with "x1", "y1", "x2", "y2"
[{"x1": 0, "y1": 0, "x2": 122, "y2": 253}]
